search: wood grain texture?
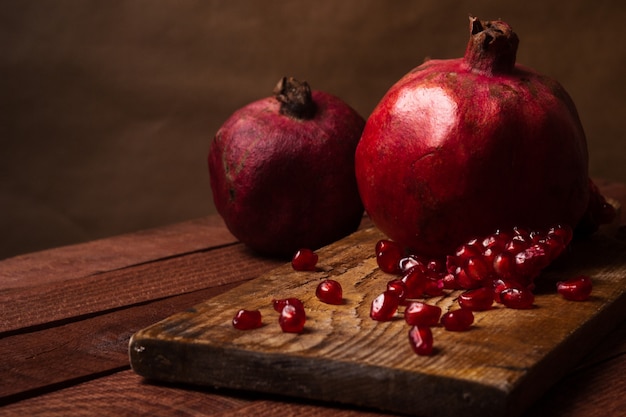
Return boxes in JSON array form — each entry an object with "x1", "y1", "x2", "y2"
[
  {"x1": 130, "y1": 226, "x2": 626, "y2": 417},
  {"x1": 0, "y1": 243, "x2": 281, "y2": 334},
  {"x1": 3, "y1": 319, "x2": 625, "y2": 417},
  {"x1": 0, "y1": 216, "x2": 235, "y2": 289},
  {"x1": 0, "y1": 282, "x2": 240, "y2": 403},
  {"x1": 0, "y1": 241, "x2": 282, "y2": 402}
]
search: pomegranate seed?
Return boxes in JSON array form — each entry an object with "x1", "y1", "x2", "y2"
[
  {"x1": 481, "y1": 247, "x2": 498, "y2": 269},
  {"x1": 272, "y1": 297, "x2": 304, "y2": 313},
  {"x1": 493, "y1": 251, "x2": 516, "y2": 280},
  {"x1": 316, "y1": 279, "x2": 343, "y2": 305},
  {"x1": 399, "y1": 255, "x2": 424, "y2": 273},
  {"x1": 387, "y1": 279, "x2": 408, "y2": 304},
  {"x1": 500, "y1": 287, "x2": 535, "y2": 309},
  {"x1": 291, "y1": 248, "x2": 318, "y2": 271},
  {"x1": 408, "y1": 325, "x2": 434, "y2": 356},
  {"x1": 455, "y1": 267, "x2": 482, "y2": 290},
  {"x1": 446, "y1": 255, "x2": 462, "y2": 274},
  {"x1": 441, "y1": 309, "x2": 474, "y2": 331},
  {"x1": 279, "y1": 303, "x2": 306, "y2": 333},
  {"x1": 404, "y1": 301, "x2": 442, "y2": 326},
  {"x1": 375, "y1": 239, "x2": 404, "y2": 274},
  {"x1": 370, "y1": 290, "x2": 400, "y2": 321},
  {"x1": 232, "y1": 309, "x2": 263, "y2": 330},
  {"x1": 492, "y1": 279, "x2": 523, "y2": 303},
  {"x1": 513, "y1": 226, "x2": 531, "y2": 240},
  {"x1": 401, "y1": 267, "x2": 428, "y2": 299},
  {"x1": 548, "y1": 224, "x2": 573, "y2": 246},
  {"x1": 541, "y1": 234, "x2": 567, "y2": 259},
  {"x1": 458, "y1": 287, "x2": 494, "y2": 311},
  {"x1": 514, "y1": 243, "x2": 550, "y2": 279},
  {"x1": 464, "y1": 256, "x2": 492, "y2": 282},
  {"x1": 423, "y1": 277, "x2": 445, "y2": 296},
  {"x1": 442, "y1": 272, "x2": 461, "y2": 290},
  {"x1": 557, "y1": 275, "x2": 592, "y2": 301},
  {"x1": 505, "y1": 238, "x2": 529, "y2": 254},
  {"x1": 482, "y1": 230, "x2": 510, "y2": 252},
  {"x1": 426, "y1": 259, "x2": 445, "y2": 274},
  {"x1": 455, "y1": 239, "x2": 482, "y2": 259}
]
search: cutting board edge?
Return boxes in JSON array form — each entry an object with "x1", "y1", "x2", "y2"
[
  {"x1": 129, "y1": 331, "x2": 513, "y2": 417},
  {"x1": 503, "y1": 285, "x2": 626, "y2": 415}
]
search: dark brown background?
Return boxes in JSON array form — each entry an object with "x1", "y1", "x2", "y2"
[{"x1": 1, "y1": 0, "x2": 625, "y2": 259}]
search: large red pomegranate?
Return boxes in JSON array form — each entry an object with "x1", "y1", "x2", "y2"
[
  {"x1": 355, "y1": 17, "x2": 589, "y2": 258},
  {"x1": 209, "y1": 77, "x2": 365, "y2": 257}
]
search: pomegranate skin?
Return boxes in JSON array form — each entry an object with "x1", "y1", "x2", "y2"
[
  {"x1": 209, "y1": 77, "x2": 365, "y2": 257},
  {"x1": 355, "y1": 18, "x2": 589, "y2": 258}
]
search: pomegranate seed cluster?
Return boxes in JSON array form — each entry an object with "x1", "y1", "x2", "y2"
[
  {"x1": 232, "y1": 249, "x2": 343, "y2": 333},
  {"x1": 371, "y1": 223, "x2": 594, "y2": 355},
  {"x1": 232, "y1": 228, "x2": 595, "y2": 357}
]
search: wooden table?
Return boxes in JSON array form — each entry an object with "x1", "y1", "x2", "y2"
[{"x1": 2, "y1": 180, "x2": 625, "y2": 417}]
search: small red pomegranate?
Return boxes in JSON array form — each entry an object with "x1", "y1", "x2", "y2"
[
  {"x1": 355, "y1": 17, "x2": 589, "y2": 258},
  {"x1": 209, "y1": 77, "x2": 365, "y2": 257}
]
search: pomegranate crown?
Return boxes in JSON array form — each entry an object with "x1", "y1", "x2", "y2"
[
  {"x1": 273, "y1": 76, "x2": 317, "y2": 120},
  {"x1": 463, "y1": 16, "x2": 519, "y2": 75}
]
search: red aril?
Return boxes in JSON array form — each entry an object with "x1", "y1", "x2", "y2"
[
  {"x1": 292, "y1": 248, "x2": 318, "y2": 271},
  {"x1": 557, "y1": 275, "x2": 593, "y2": 301},
  {"x1": 272, "y1": 297, "x2": 304, "y2": 313},
  {"x1": 279, "y1": 303, "x2": 306, "y2": 333},
  {"x1": 399, "y1": 255, "x2": 424, "y2": 273},
  {"x1": 500, "y1": 287, "x2": 535, "y2": 309},
  {"x1": 454, "y1": 267, "x2": 482, "y2": 290},
  {"x1": 316, "y1": 279, "x2": 343, "y2": 305},
  {"x1": 387, "y1": 279, "x2": 408, "y2": 304},
  {"x1": 492, "y1": 279, "x2": 523, "y2": 304},
  {"x1": 375, "y1": 239, "x2": 404, "y2": 274},
  {"x1": 423, "y1": 277, "x2": 445, "y2": 297},
  {"x1": 458, "y1": 287, "x2": 494, "y2": 311},
  {"x1": 408, "y1": 325, "x2": 434, "y2": 356},
  {"x1": 401, "y1": 267, "x2": 425, "y2": 297},
  {"x1": 370, "y1": 291, "x2": 400, "y2": 321},
  {"x1": 355, "y1": 17, "x2": 589, "y2": 258},
  {"x1": 232, "y1": 309, "x2": 263, "y2": 330},
  {"x1": 493, "y1": 252, "x2": 517, "y2": 281},
  {"x1": 464, "y1": 256, "x2": 493, "y2": 283},
  {"x1": 441, "y1": 309, "x2": 474, "y2": 331},
  {"x1": 209, "y1": 77, "x2": 365, "y2": 257},
  {"x1": 404, "y1": 302, "x2": 442, "y2": 327}
]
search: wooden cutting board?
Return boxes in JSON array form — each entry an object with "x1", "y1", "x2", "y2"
[{"x1": 129, "y1": 223, "x2": 626, "y2": 417}]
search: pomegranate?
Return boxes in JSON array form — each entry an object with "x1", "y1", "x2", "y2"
[
  {"x1": 209, "y1": 77, "x2": 365, "y2": 257},
  {"x1": 355, "y1": 17, "x2": 589, "y2": 258}
]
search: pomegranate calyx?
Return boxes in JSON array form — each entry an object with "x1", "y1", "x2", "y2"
[
  {"x1": 464, "y1": 16, "x2": 519, "y2": 76},
  {"x1": 273, "y1": 76, "x2": 317, "y2": 120}
]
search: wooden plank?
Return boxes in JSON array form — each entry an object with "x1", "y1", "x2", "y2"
[
  {"x1": 0, "y1": 216, "x2": 235, "y2": 290},
  {"x1": 0, "y1": 280, "x2": 253, "y2": 403},
  {"x1": 0, "y1": 244, "x2": 281, "y2": 334},
  {"x1": 0, "y1": 238, "x2": 283, "y2": 402},
  {"x1": 0, "y1": 369, "x2": 398, "y2": 417},
  {"x1": 129, "y1": 225, "x2": 626, "y2": 417},
  {"x1": 3, "y1": 319, "x2": 625, "y2": 417}
]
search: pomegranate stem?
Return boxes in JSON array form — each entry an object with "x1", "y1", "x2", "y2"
[
  {"x1": 273, "y1": 76, "x2": 317, "y2": 119},
  {"x1": 463, "y1": 16, "x2": 519, "y2": 75}
]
